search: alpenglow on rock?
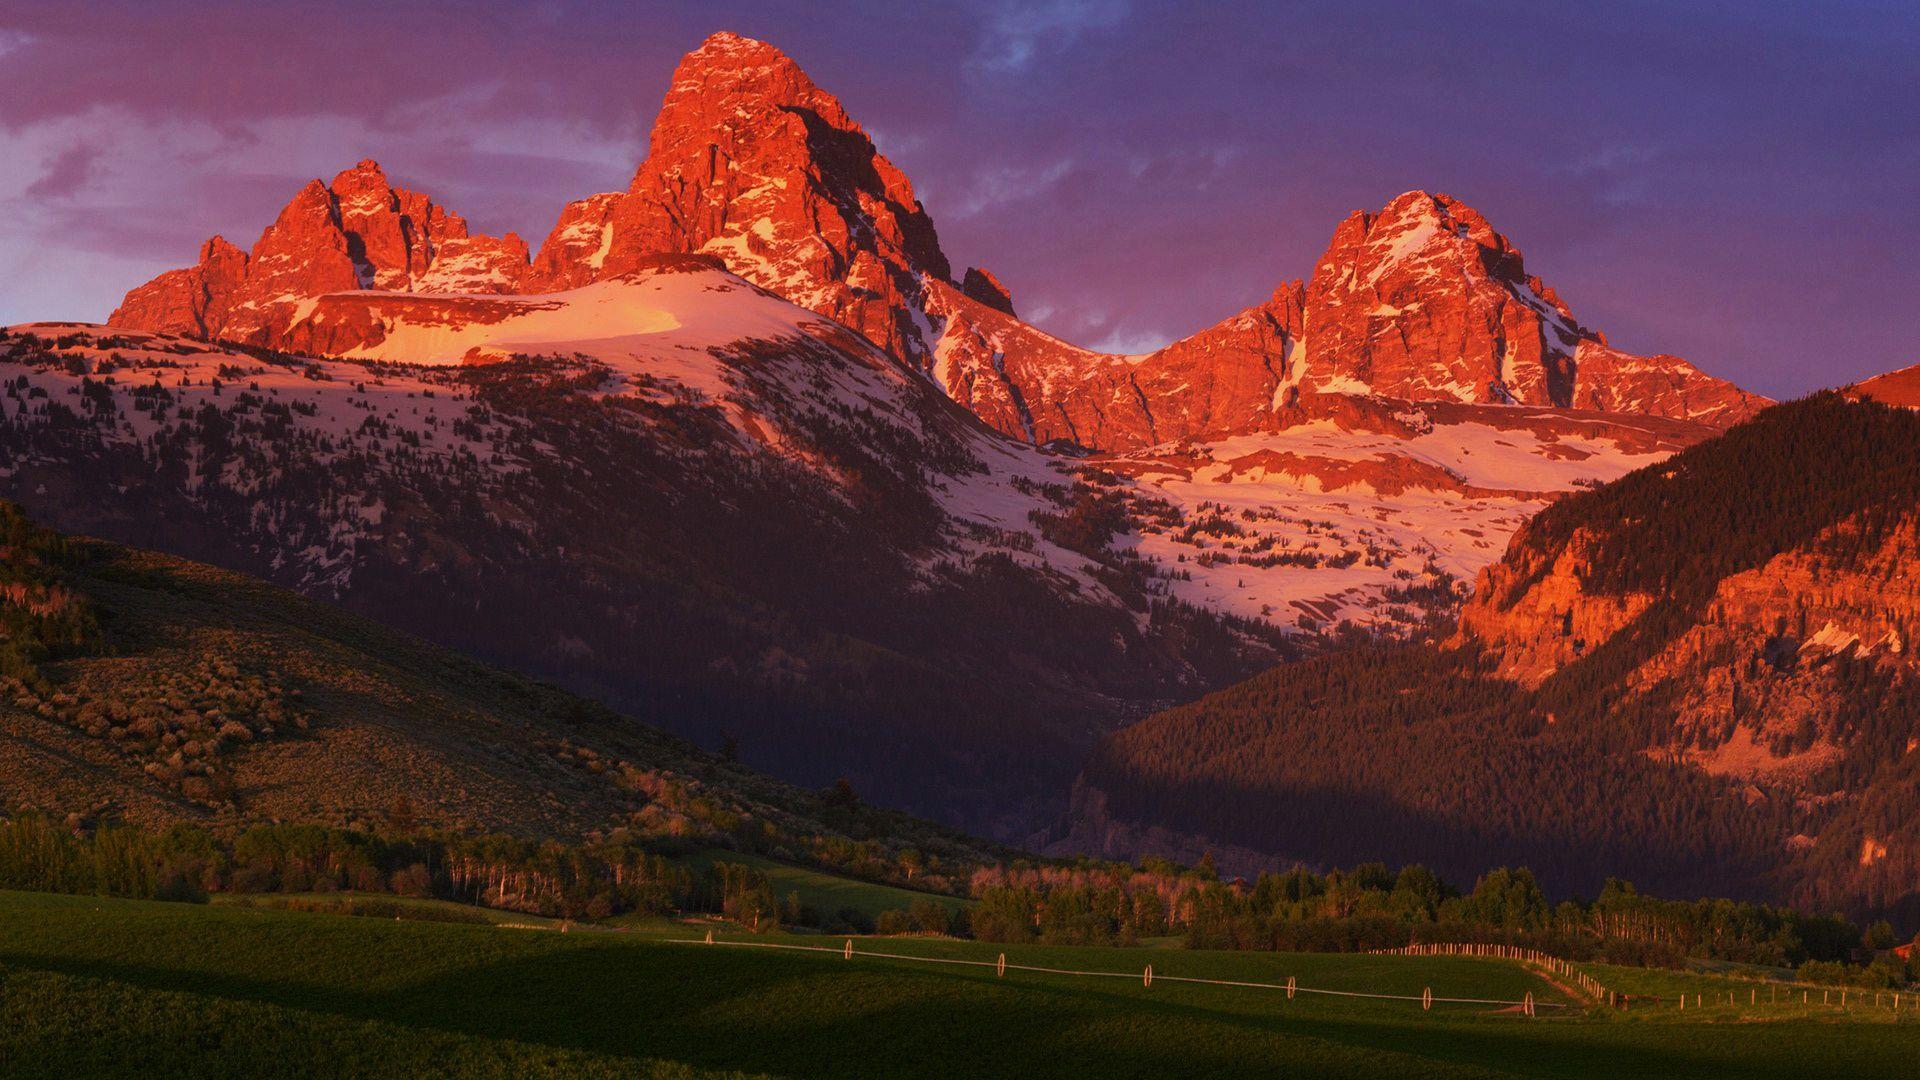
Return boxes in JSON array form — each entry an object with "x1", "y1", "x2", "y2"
[
  {"x1": 111, "y1": 33, "x2": 1763, "y2": 444},
  {"x1": 111, "y1": 160, "x2": 529, "y2": 344}
]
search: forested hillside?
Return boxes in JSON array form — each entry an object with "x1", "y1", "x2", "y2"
[{"x1": 1075, "y1": 395, "x2": 1920, "y2": 921}]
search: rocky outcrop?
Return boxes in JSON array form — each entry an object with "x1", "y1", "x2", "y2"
[
  {"x1": 960, "y1": 267, "x2": 1016, "y2": 317},
  {"x1": 111, "y1": 160, "x2": 528, "y2": 346},
  {"x1": 1456, "y1": 528, "x2": 1654, "y2": 687},
  {"x1": 1453, "y1": 396, "x2": 1920, "y2": 790},
  {"x1": 106, "y1": 236, "x2": 249, "y2": 341},
  {"x1": 525, "y1": 193, "x2": 623, "y2": 292},
  {"x1": 413, "y1": 234, "x2": 532, "y2": 294}
]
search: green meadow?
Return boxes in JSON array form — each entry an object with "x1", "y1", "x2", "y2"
[
  {"x1": 672, "y1": 848, "x2": 972, "y2": 923},
  {"x1": 0, "y1": 891, "x2": 1914, "y2": 1078}
]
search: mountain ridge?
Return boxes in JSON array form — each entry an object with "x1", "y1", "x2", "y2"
[
  {"x1": 109, "y1": 31, "x2": 1764, "y2": 446},
  {"x1": 1067, "y1": 392, "x2": 1920, "y2": 920}
]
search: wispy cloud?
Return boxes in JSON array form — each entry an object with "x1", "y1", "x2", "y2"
[
  {"x1": 1553, "y1": 143, "x2": 1661, "y2": 207},
  {"x1": 945, "y1": 158, "x2": 1077, "y2": 219},
  {"x1": 970, "y1": 0, "x2": 1128, "y2": 73},
  {"x1": 24, "y1": 144, "x2": 98, "y2": 200},
  {"x1": 1089, "y1": 326, "x2": 1174, "y2": 356}
]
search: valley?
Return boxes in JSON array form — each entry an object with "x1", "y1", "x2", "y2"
[{"x1": 3, "y1": 26, "x2": 1918, "y2": 1072}]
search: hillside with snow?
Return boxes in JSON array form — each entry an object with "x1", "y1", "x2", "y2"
[
  {"x1": 3, "y1": 234, "x2": 1729, "y2": 833},
  {"x1": 4, "y1": 264, "x2": 1281, "y2": 834}
]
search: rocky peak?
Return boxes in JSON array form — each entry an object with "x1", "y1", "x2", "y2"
[
  {"x1": 1288, "y1": 189, "x2": 1763, "y2": 424},
  {"x1": 328, "y1": 159, "x2": 471, "y2": 290},
  {"x1": 531, "y1": 31, "x2": 954, "y2": 366},
  {"x1": 526, "y1": 192, "x2": 624, "y2": 292},
  {"x1": 922, "y1": 186, "x2": 1759, "y2": 451},
  {"x1": 111, "y1": 161, "x2": 527, "y2": 345},
  {"x1": 1297, "y1": 189, "x2": 1584, "y2": 406}
]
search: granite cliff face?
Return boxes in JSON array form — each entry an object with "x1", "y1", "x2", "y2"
[
  {"x1": 112, "y1": 33, "x2": 1760, "y2": 446},
  {"x1": 111, "y1": 160, "x2": 527, "y2": 345},
  {"x1": 1294, "y1": 192, "x2": 1762, "y2": 425},
  {"x1": 526, "y1": 31, "x2": 952, "y2": 368}
]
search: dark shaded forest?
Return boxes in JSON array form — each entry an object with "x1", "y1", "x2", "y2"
[{"x1": 1082, "y1": 396, "x2": 1920, "y2": 923}]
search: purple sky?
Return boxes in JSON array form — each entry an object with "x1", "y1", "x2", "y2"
[{"x1": 3, "y1": 1, "x2": 1916, "y2": 397}]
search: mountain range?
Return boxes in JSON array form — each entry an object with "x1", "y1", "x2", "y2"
[
  {"x1": 11, "y1": 30, "x2": 1909, "y2": 917},
  {"x1": 111, "y1": 32, "x2": 1761, "y2": 442},
  {"x1": 87, "y1": 31, "x2": 1756, "y2": 648}
]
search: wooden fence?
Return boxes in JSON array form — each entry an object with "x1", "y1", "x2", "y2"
[
  {"x1": 1374, "y1": 942, "x2": 1918, "y2": 1014},
  {"x1": 1374, "y1": 942, "x2": 1612, "y2": 1005},
  {"x1": 667, "y1": 932, "x2": 1562, "y2": 1015}
]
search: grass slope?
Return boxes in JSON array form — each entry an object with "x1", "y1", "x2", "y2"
[
  {"x1": 2, "y1": 892, "x2": 1915, "y2": 1078},
  {"x1": 0, "y1": 512, "x2": 1001, "y2": 878}
]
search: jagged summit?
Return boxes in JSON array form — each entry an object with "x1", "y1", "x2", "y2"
[
  {"x1": 526, "y1": 27, "x2": 953, "y2": 366},
  {"x1": 108, "y1": 33, "x2": 1762, "y2": 440},
  {"x1": 112, "y1": 159, "x2": 528, "y2": 344},
  {"x1": 922, "y1": 187, "x2": 1764, "y2": 449},
  {"x1": 1301, "y1": 188, "x2": 1601, "y2": 405},
  {"x1": 1285, "y1": 189, "x2": 1766, "y2": 426}
]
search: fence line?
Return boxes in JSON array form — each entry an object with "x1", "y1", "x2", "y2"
[
  {"x1": 663, "y1": 933, "x2": 1563, "y2": 1013},
  {"x1": 1375, "y1": 943, "x2": 1920, "y2": 1014},
  {"x1": 1374, "y1": 943, "x2": 1614, "y2": 1006}
]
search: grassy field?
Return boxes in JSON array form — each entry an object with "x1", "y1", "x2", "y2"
[
  {"x1": 1577, "y1": 960, "x2": 1916, "y2": 1021},
  {"x1": 1, "y1": 891, "x2": 1916, "y2": 1078},
  {"x1": 210, "y1": 891, "x2": 566, "y2": 927},
  {"x1": 673, "y1": 849, "x2": 971, "y2": 923}
]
